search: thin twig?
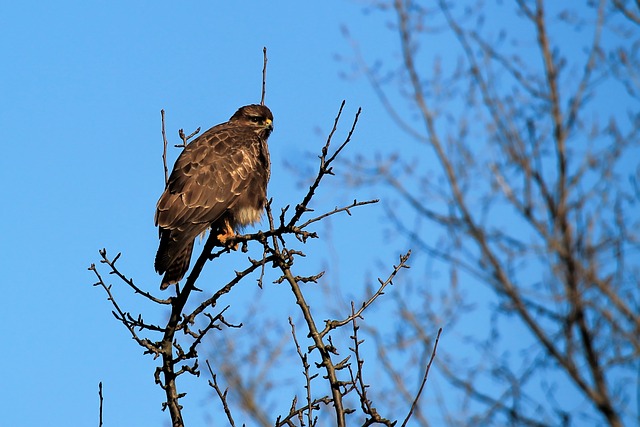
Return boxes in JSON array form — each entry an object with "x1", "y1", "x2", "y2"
[
  {"x1": 161, "y1": 109, "x2": 169, "y2": 187},
  {"x1": 184, "y1": 255, "x2": 275, "y2": 323},
  {"x1": 275, "y1": 397, "x2": 333, "y2": 427},
  {"x1": 299, "y1": 199, "x2": 379, "y2": 229},
  {"x1": 261, "y1": 47, "x2": 268, "y2": 105},
  {"x1": 177, "y1": 127, "x2": 200, "y2": 148},
  {"x1": 289, "y1": 317, "x2": 315, "y2": 427},
  {"x1": 206, "y1": 360, "x2": 237, "y2": 427},
  {"x1": 400, "y1": 327, "x2": 442, "y2": 427},
  {"x1": 96, "y1": 249, "x2": 170, "y2": 305},
  {"x1": 98, "y1": 382, "x2": 103, "y2": 427},
  {"x1": 348, "y1": 303, "x2": 395, "y2": 426},
  {"x1": 320, "y1": 251, "x2": 411, "y2": 337},
  {"x1": 287, "y1": 102, "x2": 362, "y2": 228},
  {"x1": 88, "y1": 262, "x2": 160, "y2": 355}
]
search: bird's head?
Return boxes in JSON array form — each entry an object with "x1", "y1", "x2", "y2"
[{"x1": 230, "y1": 104, "x2": 274, "y2": 138}]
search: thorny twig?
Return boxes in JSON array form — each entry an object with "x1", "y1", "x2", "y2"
[
  {"x1": 206, "y1": 360, "x2": 237, "y2": 427},
  {"x1": 320, "y1": 250, "x2": 412, "y2": 338},
  {"x1": 275, "y1": 397, "x2": 333, "y2": 427},
  {"x1": 348, "y1": 303, "x2": 395, "y2": 427},
  {"x1": 287, "y1": 101, "x2": 362, "y2": 228},
  {"x1": 88, "y1": 262, "x2": 161, "y2": 355},
  {"x1": 94, "y1": 249, "x2": 170, "y2": 305},
  {"x1": 289, "y1": 317, "x2": 317, "y2": 427}
]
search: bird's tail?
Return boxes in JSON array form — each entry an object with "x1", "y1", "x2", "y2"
[{"x1": 155, "y1": 232, "x2": 195, "y2": 290}]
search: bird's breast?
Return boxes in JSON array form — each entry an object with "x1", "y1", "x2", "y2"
[{"x1": 234, "y1": 206, "x2": 264, "y2": 226}]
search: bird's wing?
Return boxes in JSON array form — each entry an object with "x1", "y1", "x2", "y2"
[{"x1": 155, "y1": 125, "x2": 261, "y2": 233}]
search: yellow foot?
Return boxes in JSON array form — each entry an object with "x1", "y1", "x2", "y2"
[{"x1": 216, "y1": 219, "x2": 238, "y2": 250}]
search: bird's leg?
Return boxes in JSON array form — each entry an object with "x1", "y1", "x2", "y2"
[{"x1": 216, "y1": 218, "x2": 238, "y2": 250}]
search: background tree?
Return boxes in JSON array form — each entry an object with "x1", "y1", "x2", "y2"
[{"x1": 333, "y1": 0, "x2": 639, "y2": 426}]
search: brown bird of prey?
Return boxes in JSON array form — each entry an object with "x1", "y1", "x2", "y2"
[{"x1": 154, "y1": 104, "x2": 274, "y2": 289}]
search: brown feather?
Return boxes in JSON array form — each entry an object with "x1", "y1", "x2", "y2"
[{"x1": 154, "y1": 104, "x2": 273, "y2": 289}]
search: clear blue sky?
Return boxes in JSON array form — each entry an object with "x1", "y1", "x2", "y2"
[{"x1": 1, "y1": 1, "x2": 636, "y2": 426}]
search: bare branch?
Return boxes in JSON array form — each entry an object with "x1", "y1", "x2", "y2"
[
  {"x1": 400, "y1": 327, "x2": 442, "y2": 427},
  {"x1": 95, "y1": 248, "x2": 170, "y2": 305},
  {"x1": 261, "y1": 47, "x2": 268, "y2": 105},
  {"x1": 161, "y1": 109, "x2": 169, "y2": 187},
  {"x1": 287, "y1": 102, "x2": 362, "y2": 227},
  {"x1": 289, "y1": 317, "x2": 315, "y2": 427},
  {"x1": 98, "y1": 382, "x2": 103, "y2": 427},
  {"x1": 320, "y1": 250, "x2": 411, "y2": 337},
  {"x1": 206, "y1": 360, "x2": 237, "y2": 427},
  {"x1": 177, "y1": 126, "x2": 200, "y2": 148}
]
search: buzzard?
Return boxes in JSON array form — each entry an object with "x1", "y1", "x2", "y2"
[{"x1": 154, "y1": 104, "x2": 274, "y2": 289}]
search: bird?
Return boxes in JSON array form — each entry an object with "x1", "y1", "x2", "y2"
[{"x1": 154, "y1": 104, "x2": 274, "y2": 290}]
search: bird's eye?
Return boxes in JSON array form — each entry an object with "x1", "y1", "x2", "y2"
[{"x1": 250, "y1": 117, "x2": 261, "y2": 123}]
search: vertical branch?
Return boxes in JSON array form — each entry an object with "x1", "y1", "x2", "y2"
[
  {"x1": 261, "y1": 47, "x2": 268, "y2": 105},
  {"x1": 289, "y1": 317, "x2": 315, "y2": 427},
  {"x1": 528, "y1": 0, "x2": 567, "y2": 211},
  {"x1": 287, "y1": 269, "x2": 346, "y2": 426},
  {"x1": 565, "y1": 0, "x2": 606, "y2": 131},
  {"x1": 98, "y1": 382, "x2": 104, "y2": 427},
  {"x1": 161, "y1": 109, "x2": 169, "y2": 187},
  {"x1": 528, "y1": 3, "x2": 620, "y2": 426}
]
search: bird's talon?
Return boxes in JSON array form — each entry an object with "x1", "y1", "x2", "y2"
[{"x1": 217, "y1": 233, "x2": 239, "y2": 251}]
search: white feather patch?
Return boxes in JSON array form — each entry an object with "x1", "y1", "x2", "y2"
[{"x1": 236, "y1": 207, "x2": 263, "y2": 226}]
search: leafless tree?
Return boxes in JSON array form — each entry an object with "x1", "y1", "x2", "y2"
[
  {"x1": 335, "y1": 0, "x2": 639, "y2": 426},
  {"x1": 89, "y1": 100, "x2": 440, "y2": 427}
]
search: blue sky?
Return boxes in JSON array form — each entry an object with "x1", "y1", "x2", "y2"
[{"x1": 2, "y1": 1, "x2": 637, "y2": 426}]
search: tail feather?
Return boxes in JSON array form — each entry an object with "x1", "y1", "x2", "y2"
[
  {"x1": 154, "y1": 231, "x2": 173, "y2": 274},
  {"x1": 155, "y1": 231, "x2": 195, "y2": 290}
]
